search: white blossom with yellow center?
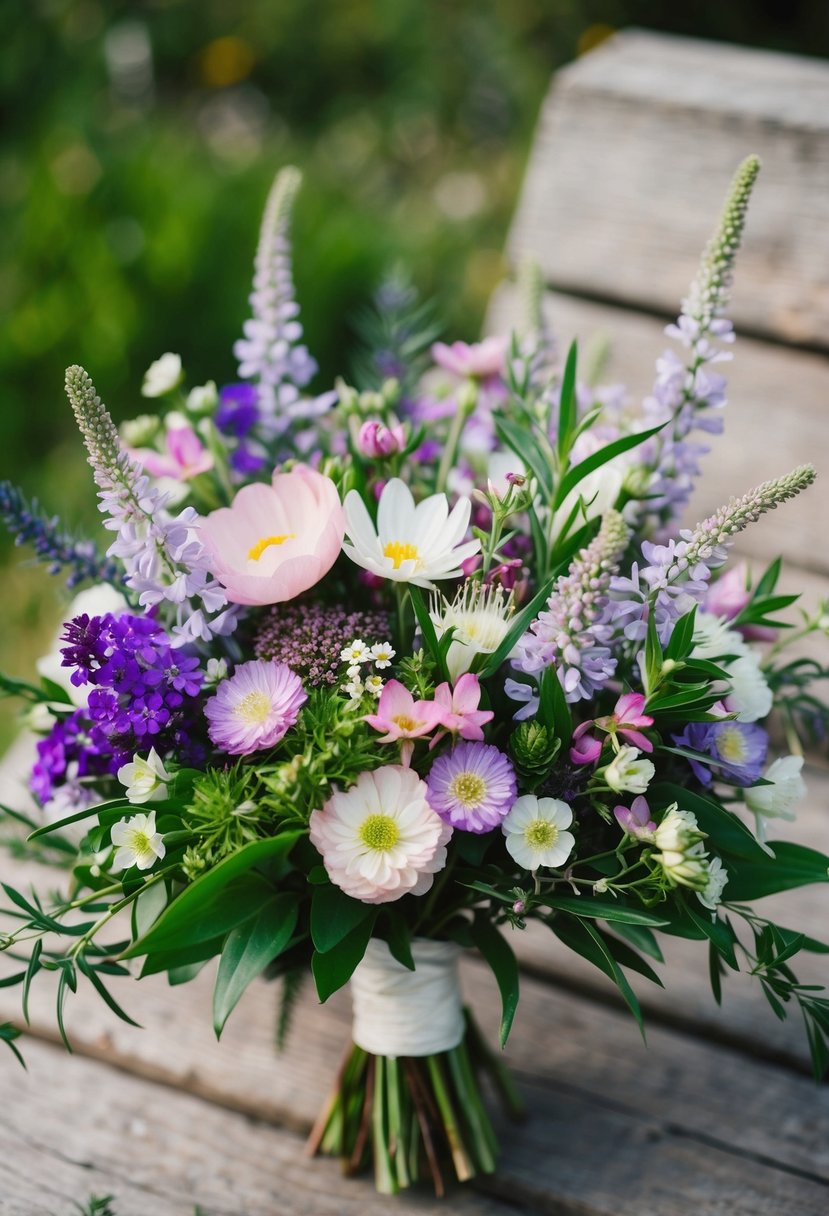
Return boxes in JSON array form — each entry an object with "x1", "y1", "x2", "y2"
[
  {"x1": 502, "y1": 795, "x2": 575, "y2": 871},
  {"x1": 431, "y1": 582, "x2": 514, "y2": 680},
  {"x1": 110, "y1": 811, "x2": 166, "y2": 872},
  {"x1": 342, "y1": 478, "x2": 480, "y2": 590}
]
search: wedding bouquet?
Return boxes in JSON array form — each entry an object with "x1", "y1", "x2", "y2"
[{"x1": 2, "y1": 157, "x2": 828, "y2": 1196}]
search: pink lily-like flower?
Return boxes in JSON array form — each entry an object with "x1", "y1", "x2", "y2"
[
  {"x1": 432, "y1": 673, "x2": 494, "y2": 746},
  {"x1": 570, "y1": 691, "x2": 655, "y2": 765},
  {"x1": 132, "y1": 425, "x2": 214, "y2": 482},
  {"x1": 431, "y1": 336, "x2": 507, "y2": 381},
  {"x1": 364, "y1": 679, "x2": 443, "y2": 766},
  {"x1": 613, "y1": 796, "x2": 657, "y2": 839},
  {"x1": 570, "y1": 731, "x2": 603, "y2": 766}
]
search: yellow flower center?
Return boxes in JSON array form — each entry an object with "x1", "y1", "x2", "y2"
[
  {"x1": 716, "y1": 725, "x2": 748, "y2": 764},
  {"x1": 127, "y1": 828, "x2": 153, "y2": 857},
  {"x1": 235, "y1": 690, "x2": 272, "y2": 724},
  {"x1": 448, "y1": 772, "x2": 487, "y2": 808},
  {"x1": 383, "y1": 540, "x2": 419, "y2": 569},
  {"x1": 359, "y1": 813, "x2": 400, "y2": 851},
  {"x1": 525, "y1": 819, "x2": 558, "y2": 849},
  {"x1": 392, "y1": 714, "x2": 418, "y2": 732},
  {"x1": 248, "y1": 534, "x2": 295, "y2": 561}
]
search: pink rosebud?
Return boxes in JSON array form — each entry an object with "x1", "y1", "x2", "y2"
[{"x1": 357, "y1": 419, "x2": 406, "y2": 459}]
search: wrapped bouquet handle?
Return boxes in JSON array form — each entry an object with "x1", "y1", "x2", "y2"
[{"x1": 351, "y1": 939, "x2": 464, "y2": 1057}]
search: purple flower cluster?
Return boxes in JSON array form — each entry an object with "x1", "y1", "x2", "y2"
[
  {"x1": 0, "y1": 480, "x2": 121, "y2": 590},
  {"x1": 253, "y1": 601, "x2": 391, "y2": 687},
  {"x1": 232, "y1": 167, "x2": 334, "y2": 448},
  {"x1": 509, "y1": 511, "x2": 630, "y2": 713},
  {"x1": 30, "y1": 611, "x2": 206, "y2": 807},
  {"x1": 215, "y1": 384, "x2": 266, "y2": 477},
  {"x1": 673, "y1": 719, "x2": 768, "y2": 788}
]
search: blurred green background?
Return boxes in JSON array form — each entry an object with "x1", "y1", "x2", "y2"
[{"x1": 2, "y1": 0, "x2": 827, "y2": 750}]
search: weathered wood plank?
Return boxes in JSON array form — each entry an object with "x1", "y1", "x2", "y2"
[
  {"x1": 2, "y1": 903, "x2": 828, "y2": 1188},
  {"x1": 0, "y1": 1037, "x2": 517, "y2": 1216},
  {"x1": 508, "y1": 30, "x2": 829, "y2": 349},
  {"x1": 488, "y1": 284, "x2": 829, "y2": 578}
]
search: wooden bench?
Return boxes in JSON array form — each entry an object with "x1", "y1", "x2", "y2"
[{"x1": 2, "y1": 29, "x2": 829, "y2": 1216}]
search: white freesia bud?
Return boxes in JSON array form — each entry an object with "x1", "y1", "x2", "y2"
[
  {"x1": 186, "y1": 381, "x2": 218, "y2": 415},
  {"x1": 117, "y1": 748, "x2": 171, "y2": 804},
  {"x1": 120, "y1": 413, "x2": 162, "y2": 447},
  {"x1": 652, "y1": 806, "x2": 710, "y2": 892},
  {"x1": 653, "y1": 806, "x2": 705, "y2": 854},
  {"x1": 142, "y1": 352, "x2": 183, "y2": 398},
  {"x1": 603, "y1": 746, "x2": 655, "y2": 795}
]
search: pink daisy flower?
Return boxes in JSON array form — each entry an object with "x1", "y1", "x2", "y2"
[{"x1": 204, "y1": 659, "x2": 307, "y2": 756}]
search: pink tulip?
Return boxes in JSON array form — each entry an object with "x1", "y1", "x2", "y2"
[
  {"x1": 132, "y1": 425, "x2": 214, "y2": 482},
  {"x1": 200, "y1": 465, "x2": 345, "y2": 606},
  {"x1": 431, "y1": 336, "x2": 508, "y2": 380}
]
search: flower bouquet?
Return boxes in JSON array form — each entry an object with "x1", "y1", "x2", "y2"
[{"x1": 2, "y1": 157, "x2": 828, "y2": 1197}]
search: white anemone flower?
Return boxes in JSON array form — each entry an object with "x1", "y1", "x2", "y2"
[
  {"x1": 342, "y1": 479, "x2": 480, "y2": 590},
  {"x1": 745, "y1": 755, "x2": 807, "y2": 845},
  {"x1": 110, "y1": 812, "x2": 166, "y2": 872},
  {"x1": 142, "y1": 352, "x2": 183, "y2": 397},
  {"x1": 117, "y1": 748, "x2": 172, "y2": 804},
  {"x1": 502, "y1": 795, "x2": 575, "y2": 871},
  {"x1": 431, "y1": 583, "x2": 515, "y2": 680}
]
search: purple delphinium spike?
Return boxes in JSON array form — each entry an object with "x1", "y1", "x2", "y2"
[
  {"x1": 64, "y1": 365, "x2": 239, "y2": 645},
  {"x1": 232, "y1": 167, "x2": 333, "y2": 448},
  {"x1": 642, "y1": 156, "x2": 761, "y2": 526},
  {"x1": 0, "y1": 480, "x2": 121, "y2": 590},
  {"x1": 510, "y1": 510, "x2": 630, "y2": 713}
]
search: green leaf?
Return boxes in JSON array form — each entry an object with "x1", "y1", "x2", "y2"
[
  {"x1": 552, "y1": 914, "x2": 645, "y2": 1036},
  {"x1": 76, "y1": 955, "x2": 142, "y2": 1028},
  {"x1": 554, "y1": 422, "x2": 666, "y2": 509},
  {"x1": 685, "y1": 905, "x2": 739, "y2": 969},
  {"x1": 409, "y1": 585, "x2": 450, "y2": 684},
  {"x1": 122, "y1": 832, "x2": 302, "y2": 958},
  {"x1": 665, "y1": 607, "x2": 697, "y2": 661},
  {"x1": 494, "y1": 413, "x2": 554, "y2": 499},
  {"x1": 312, "y1": 909, "x2": 377, "y2": 1002},
  {"x1": 139, "y1": 936, "x2": 226, "y2": 978},
  {"x1": 384, "y1": 909, "x2": 415, "y2": 971},
  {"x1": 213, "y1": 893, "x2": 298, "y2": 1036},
  {"x1": 0, "y1": 1023, "x2": 25, "y2": 1068},
  {"x1": 477, "y1": 572, "x2": 556, "y2": 679},
  {"x1": 538, "y1": 666, "x2": 572, "y2": 744},
  {"x1": 644, "y1": 611, "x2": 662, "y2": 694},
  {"x1": 556, "y1": 340, "x2": 578, "y2": 460},
  {"x1": 539, "y1": 893, "x2": 670, "y2": 927},
  {"x1": 724, "y1": 842, "x2": 829, "y2": 901},
  {"x1": 611, "y1": 921, "x2": 664, "y2": 963},
  {"x1": 311, "y1": 883, "x2": 375, "y2": 953},
  {"x1": 470, "y1": 914, "x2": 519, "y2": 1046},
  {"x1": 27, "y1": 798, "x2": 134, "y2": 841}
]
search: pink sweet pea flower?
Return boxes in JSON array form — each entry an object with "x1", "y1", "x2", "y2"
[
  {"x1": 613, "y1": 796, "x2": 656, "y2": 839},
  {"x1": 570, "y1": 691, "x2": 655, "y2": 765},
  {"x1": 570, "y1": 727, "x2": 603, "y2": 766},
  {"x1": 200, "y1": 465, "x2": 345, "y2": 606},
  {"x1": 432, "y1": 673, "x2": 494, "y2": 745},
  {"x1": 364, "y1": 679, "x2": 443, "y2": 766},
  {"x1": 431, "y1": 336, "x2": 508, "y2": 381},
  {"x1": 132, "y1": 425, "x2": 214, "y2": 482}
]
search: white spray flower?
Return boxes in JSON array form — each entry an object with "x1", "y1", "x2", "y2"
[
  {"x1": 745, "y1": 755, "x2": 807, "y2": 844},
  {"x1": 117, "y1": 748, "x2": 172, "y2": 805},
  {"x1": 110, "y1": 812, "x2": 166, "y2": 871},
  {"x1": 603, "y1": 746, "x2": 655, "y2": 795},
  {"x1": 142, "y1": 352, "x2": 183, "y2": 397}
]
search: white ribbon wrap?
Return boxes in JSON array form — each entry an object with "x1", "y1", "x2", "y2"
[{"x1": 350, "y1": 938, "x2": 464, "y2": 1057}]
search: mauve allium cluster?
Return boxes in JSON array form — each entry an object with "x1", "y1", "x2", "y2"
[{"x1": 254, "y1": 602, "x2": 391, "y2": 687}]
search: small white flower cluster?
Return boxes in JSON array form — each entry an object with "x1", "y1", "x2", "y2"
[
  {"x1": 339, "y1": 638, "x2": 396, "y2": 699},
  {"x1": 652, "y1": 805, "x2": 728, "y2": 911}
]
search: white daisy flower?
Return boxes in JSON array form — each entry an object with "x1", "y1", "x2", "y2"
[
  {"x1": 370, "y1": 641, "x2": 396, "y2": 669},
  {"x1": 342, "y1": 478, "x2": 480, "y2": 590},
  {"x1": 117, "y1": 748, "x2": 171, "y2": 805},
  {"x1": 341, "y1": 639, "x2": 370, "y2": 665},
  {"x1": 309, "y1": 766, "x2": 451, "y2": 903},
  {"x1": 141, "y1": 352, "x2": 183, "y2": 398},
  {"x1": 502, "y1": 795, "x2": 575, "y2": 871},
  {"x1": 431, "y1": 582, "x2": 514, "y2": 680},
  {"x1": 110, "y1": 812, "x2": 166, "y2": 872},
  {"x1": 365, "y1": 674, "x2": 385, "y2": 696}
]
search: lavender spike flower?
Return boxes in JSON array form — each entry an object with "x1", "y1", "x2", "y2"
[
  {"x1": 0, "y1": 480, "x2": 121, "y2": 589},
  {"x1": 233, "y1": 167, "x2": 334, "y2": 446},
  {"x1": 64, "y1": 366, "x2": 238, "y2": 645},
  {"x1": 643, "y1": 156, "x2": 761, "y2": 524},
  {"x1": 611, "y1": 464, "x2": 816, "y2": 644},
  {"x1": 509, "y1": 510, "x2": 630, "y2": 711}
]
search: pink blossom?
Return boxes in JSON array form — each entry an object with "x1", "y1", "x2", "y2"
[
  {"x1": 357, "y1": 419, "x2": 406, "y2": 459},
  {"x1": 705, "y1": 563, "x2": 775, "y2": 641},
  {"x1": 570, "y1": 729, "x2": 603, "y2": 766},
  {"x1": 432, "y1": 673, "x2": 494, "y2": 745},
  {"x1": 431, "y1": 336, "x2": 508, "y2": 381},
  {"x1": 200, "y1": 465, "x2": 345, "y2": 606},
  {"x1": 570, "y1": 691, "x2": 655, "y2": 765},
  {"x1": 613, "y1": 796, "x2": 656, "y2": 839},
  {"x1": 132, "y1": 425, "x2": 214, "y2": 482},
  {"x1": 364, "y1": 679, "x2": 443, "y2": 765}
]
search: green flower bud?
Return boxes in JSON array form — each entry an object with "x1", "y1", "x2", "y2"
[{"x1": 510, "y1": 721, "x2": 561, "y2": 777}]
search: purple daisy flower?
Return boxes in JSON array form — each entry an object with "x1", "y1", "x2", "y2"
[
  {"x1": 426, "y1": 741, "x2": 517, "y2": 834},
  {"x1": 204, "y1": 659, "x2": 307, "y2": 756}
]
